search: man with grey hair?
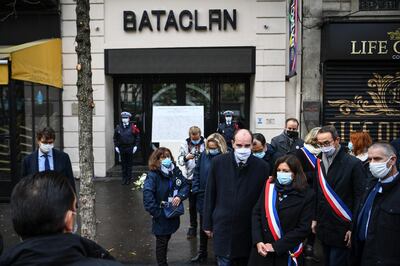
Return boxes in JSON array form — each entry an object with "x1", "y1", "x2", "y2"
[
  {"x1": 313, "y1": 125, "x2": 366, "y2": 266},
  {"x1": 351, "y1": 142, "x2": 399, "y2": 266}
]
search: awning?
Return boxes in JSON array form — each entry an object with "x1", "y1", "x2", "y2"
[
  {"x1": 0, "y1": 62, "x2": 8, "y2": 85},
  {"x1": 0, "y1": 39, "x2": 62, "y2": 88}
]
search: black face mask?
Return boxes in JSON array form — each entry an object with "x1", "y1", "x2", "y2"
[{"x1": 286, "y1": 130, "x2": 299, "y2": 139}]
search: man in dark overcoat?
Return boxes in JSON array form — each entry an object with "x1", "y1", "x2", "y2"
[
  {"x1": 271, "y1": 118, "x2": 304, "y2": 161},
  {"x1": 313, "y1": 125, "x2": 366, "y2": 266},
  {"x1": 351, "y1": 142, "x2": 400, "y2": 266},
  {"x1": 203, "y1": 129, "x2": 270, "y2": 266}
]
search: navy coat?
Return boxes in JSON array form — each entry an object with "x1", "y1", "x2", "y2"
[
  {"x1": 191, "y1": 151, "x2": 219, "y2": 214},
  {"x1": 203, "y1": 152, "x2": 270, "y2": 259},
  {"x1": 143, "y1": 165, "x2": 189, "y2": 236},
  {"x1": 22, "y1": 149, "x2": 76, "y2": 192}
]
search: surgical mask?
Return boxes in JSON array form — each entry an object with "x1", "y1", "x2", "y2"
[
  {"x1": 191, "y1": 139, "x2": 200, "y2": 145},
  {"x1": 122, "y1": 118, "x2": 129, "y2": 125},
  {"x1": 234, "y1": 147, "x2": 251, "y2": 162},
  {"x1": 39, "y1": 143, "x2": 54, "y2": 154},
  {"x1": 161, "y1": 158, "x2": 172, "y2": 168},
  {"x1": 321, "y1": 145, "x2": 336, "y2": 157},
  {"x1": 277, "y1": 172, "x2": 293, "y2": 185},
  {"x1": 369, "y1": 157, "x2": 393, "y2": 179},
  {"x1": 348, "y1": 142, "x2": 353, "y2": 151},
  {"x1": 253, "y1": 151, "x2": 266, "y2": 159},
  {"x1": 225, "y1": 116, "x2": 232, "y2": 124},
  {"x1": 286, "y1": 130, "x2": 299, "y2": 139},
  {"x1": 209, "y1": 149, "x2": 220, "y2": 156}
]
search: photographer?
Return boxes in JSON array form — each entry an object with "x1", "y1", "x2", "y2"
[{"x1": 177, "y1": 126, "x2": 205, "y2": 239}]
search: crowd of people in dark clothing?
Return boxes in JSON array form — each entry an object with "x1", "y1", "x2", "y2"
[{"x1": 1, "y1": 112, "x2": 400, "y2": 266}]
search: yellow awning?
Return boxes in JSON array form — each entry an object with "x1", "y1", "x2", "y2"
[
  {"x1": 0, "y1": 64, "x2": 8, "y2": 85},
  {"x1": 0, "y1": 39, "x2": 62, "y2": 88}
]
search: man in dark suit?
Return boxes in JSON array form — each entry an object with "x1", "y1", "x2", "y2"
[
  {"x1": 351, "y1": 143, "x2": 400, "y2": 266},
  {"x1": 271, "y1": 118, "x2": 304, "y2": 161},
  {"x1": 313, "y1": 125, "x2": 366, "y2": 266},
  {"x1": 22, "y1": 127, "x2": 75, "y2": 192},
  {"x1": 203, "y1": 129, "x2": 270, "y2": 266}
]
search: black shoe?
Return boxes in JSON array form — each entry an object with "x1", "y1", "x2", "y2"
[
  {"x1": 304, "y1": 245, "x2": 320, "y2": 262},
  {"x1": 187, "y1": 227, "x2": 197, "y2": 239},
  {"x1": 191, "y1": 253, "x2": 207, "y2": 263}
]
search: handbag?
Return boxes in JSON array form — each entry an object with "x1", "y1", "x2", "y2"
[{"x1": 163, "y1": 201, "x2": 184, "y2": 218}]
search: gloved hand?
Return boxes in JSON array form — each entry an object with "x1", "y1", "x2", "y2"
[
  {"x1": 132, "y1": 146, "x2": 137, "y2": 154},
  {"x1": 115, "y1": 147, "x2": 120, "y2": 153}
]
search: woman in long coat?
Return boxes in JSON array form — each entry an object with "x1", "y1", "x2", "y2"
[{"x1": 248, "y1": 155, "x2": 314, "y2": 266}]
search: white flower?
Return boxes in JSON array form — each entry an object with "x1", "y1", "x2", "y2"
[{"x1": 133, "y1": 173, "x2": 147, "y2": 190}]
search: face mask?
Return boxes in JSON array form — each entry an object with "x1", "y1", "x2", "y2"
[
  {"x1": 122, "y1": 118, "x2": 129, "y2": 125},
  {"x1": 209, "y1": 148, "x2": 220, "y2": 156},
  {"x1": 369, "y1": 157, "x2": 393, "y2": 179},
  {"x1": 348, "y1": 142, "x2": 353, "y2": 151},
  {"x1": 225, "y1": 116, "x2": 232, "y2": 124},
  {"x1": 161, "y1": 157, "x2": 172, "y2": 168},
  {"x1": 277, "y1": 172, "x2": 293, "y2": 185},
  {"x1": 234, "y1": 147, "x2": 251, "y2": 162},
  {"x1": 253, "y1": 151, "x2": 266, "y2": 159},
  {"x1": 191, "y1": 139, "x2": 200, "y2": 145},
  {"x1": 286, "y1": 130, "x2": 299, "y2": 139},
  {"x1": 40, "y1": 143, "x2": 54, "y2": 154},
  {"x1": 321, "y1": 145, "x2": 336, "y2": 157}
]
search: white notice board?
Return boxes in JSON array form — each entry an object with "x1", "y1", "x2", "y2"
[{"x1": 152, "y1": 106, "x2": 204, "y2": 142}]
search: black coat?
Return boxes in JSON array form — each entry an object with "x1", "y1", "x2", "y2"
[
  {"x1": 390, "y1": 138, "x2": 400, "y2": 169},
  {"x1": 295, "y1": 148, "x2": 316, "y2": 187},
  {"x1": 351, "y1": 174, "x2": 400, "y2": 266},
  {"x1": 315, "y1": 147, "x2": 366, "y2": 248},
  {"x1": 143, "y1": 165, "x2": 189, "y2": 235},
  {"x1": 22, "y1": 149, "x2": 76, "y2": 192},
  {"x1": 271, "y1": 132, "x2": 304, "y2": 161},
  {"x1": 0, "y1": 233, "x2": 122, "y2": 266},
  {"x1": 203, "y1": 153, "x2": 270, "y2": 259},
  {"x1": 113, "y1": 123, "x2": 140, "y2": 152},
  {"x1": 248, "y1": 182, "x2": 315, "y2": 266}
]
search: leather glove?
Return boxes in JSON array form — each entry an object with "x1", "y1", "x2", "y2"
[
  {"x1": 115, "y1": 147, "x2": 120, "y2": 153},
  {"x1": 132, "y1": 146, "x2": 137, "y2": 154}
]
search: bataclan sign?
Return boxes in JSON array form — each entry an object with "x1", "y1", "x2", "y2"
[{"x1": 123, "y1": 9, "x2": 237, "y2": 32}]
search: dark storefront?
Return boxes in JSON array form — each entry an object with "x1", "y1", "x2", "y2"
[
  {"x1": 322, "y1": 22, "x2": 400, "y2": 143},
  {"x1": 0, "y1": 1, "x2": 62, "y2": 200},
  {"x1": 106, "y1": 47, "x2": 254, "y2": 163}
]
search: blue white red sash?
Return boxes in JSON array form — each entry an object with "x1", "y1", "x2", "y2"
[
  {"x1": 301, "y1": 147, "x2": 317, "y2": 169},
  {"x1": 264, "y1": 179, "x2": 303, "y2": 266},
  {"x1": 317, "y1": 159, "x2": 352, "y2": 222}
]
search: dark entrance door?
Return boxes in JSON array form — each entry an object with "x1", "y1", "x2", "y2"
[{"x1": 114, "y1": 76, "x2": 249, "y2": 165}]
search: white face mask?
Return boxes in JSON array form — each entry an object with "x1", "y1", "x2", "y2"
[
  {"x1": 369, "y1": 157, "x2": 393, "y2": 179},
  {"x1": 122, "y1": 118, "x2": 129, "y2": 125},
  {"x1": 277, "y1": 171, "x2": 293, "y2": 185},
  {"x1": 225, "y1": 116, "x2": 232, "y2": 124},
  {"x1": 321, "y1": 145, "x2": 336, "y2": 157},
  {"x1": 39, "y1": 143, "x2": 54, "y2": 154},
  {"x1": 234, "y1": 147, "x2": 251, "y2": 162}
]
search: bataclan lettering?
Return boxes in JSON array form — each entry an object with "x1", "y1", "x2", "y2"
[{"x1": 123, "y1": 9, "x2": 237, "y2": 32}]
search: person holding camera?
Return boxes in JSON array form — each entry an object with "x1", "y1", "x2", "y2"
[
  {"x1": 177, "y1": 126, "x2": 205, "y2": 239},
  {"x1": 143, "y1": 147, "x2": 189, "y2": 266}
]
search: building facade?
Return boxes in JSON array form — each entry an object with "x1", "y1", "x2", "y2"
[{"x1": 61, "y1": 0, "x2": 298, "y2": 177}]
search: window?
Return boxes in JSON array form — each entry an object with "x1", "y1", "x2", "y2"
[{"x1": 359, "y1": 0, "x2": 400, "y2": 10}]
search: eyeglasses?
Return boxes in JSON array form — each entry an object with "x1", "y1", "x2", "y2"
[{"x1": 318, "y1": 140, "x2": 334, "y2": 148}]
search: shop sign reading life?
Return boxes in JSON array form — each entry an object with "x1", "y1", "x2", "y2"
[{"x1": 123, "y1": 9, "x2": 237, "y2": 32}]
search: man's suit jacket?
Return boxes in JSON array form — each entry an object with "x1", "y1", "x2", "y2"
[{"x1": 22, "y1": 149, "x2": 76, "y2": 192}]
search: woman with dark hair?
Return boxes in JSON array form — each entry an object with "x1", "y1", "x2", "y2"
[
  {"x1": 143, "y1": 147, "x2": 189, "y2": 266},
  {"x1": 248, "y1": 155, "x2": 314, "y2": 266},
  {"x1": 252, "y1": 133, "x2": 275, "y2": 175}
]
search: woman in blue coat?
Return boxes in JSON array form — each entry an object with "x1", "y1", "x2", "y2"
[
  {"x1": 143, "y1": 147, "x2": 189, "y2": 266},
  {"x1": 191, "y1": 133, "x2": 228, "y2": 263}
]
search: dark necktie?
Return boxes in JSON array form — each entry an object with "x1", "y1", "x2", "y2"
[
  {"x1": 357, "y1": 181, "x2": 381, "y2": 241},
  {"x1": 42, "y1": 154, "x2": 50, "y2": 171}
]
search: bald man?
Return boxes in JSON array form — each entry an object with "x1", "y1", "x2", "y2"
[{"x1": 203, "y1": 129, "x2": 270, "y2": 266}]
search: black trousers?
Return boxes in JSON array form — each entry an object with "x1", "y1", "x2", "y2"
[
  {"x1": 188, "y1": 181, "x2": 197, "y2": 229},
  {"x1": 156, "y1": 234, "x2": 171, "y2": 266},
  {"x1": 120, "y1": 149, "x2": 133, "y2": 183},
  {"x1": 199, "y1": 215, "x2": 208, "y2": 254}
]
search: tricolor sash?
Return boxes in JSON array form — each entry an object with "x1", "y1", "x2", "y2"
[
  {"x1": 301, "y1": 147, "x2": 317, "y2": 169},
  {"x1": 264, "y1": 179, "x2": 304, "y2": 266},
  {"x1": 317, "y1": 159, "x2": 352, "y2": 222}
]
